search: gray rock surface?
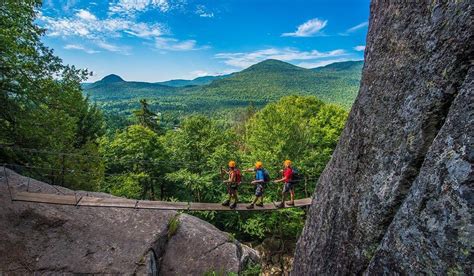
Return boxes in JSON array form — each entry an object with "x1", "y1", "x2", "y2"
[
  {"x1": 0, "y1": 168, "x2": 259, "y2": 274},
  {"x1": 161, "y1": 215, "x2": 259, "y2": 275},
  {"x1": 366, "y1": 67, "x2": 473, "y2": 275},
  {"x1": 292, "y1": 1, "x2": 472, "y2": 275}
]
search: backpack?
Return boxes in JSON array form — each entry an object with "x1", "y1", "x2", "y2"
[
  {"x1": 234, "y1": 169, "x2": 242, "y2": 183},
  {"x1": 262, "y1": 169, "x2": 271, "y2": 183},
  {"x1": 291, "y1": 167, "x2": 302, "y2": 184}
]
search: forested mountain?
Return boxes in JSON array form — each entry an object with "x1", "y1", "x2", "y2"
[
  {"x1": 157, "y1": 74, "x2": 229, "y2": 87},
  {"x1": 312, "y1": 60, "x2": 363, "y2": 72},
  {"x1": 83, "y1": 59, "x2": 362, "y2": 123},
  {"x1": 86, "y1": 78, "x2": 176, "y2": 100},
  {"x1": 183, "y1": 59, "x2": 363, "y2": 109}
]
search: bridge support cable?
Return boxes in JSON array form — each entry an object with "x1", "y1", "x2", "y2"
[{"x1": 10, "y1": 191, "x2": 312, "y2": 211}]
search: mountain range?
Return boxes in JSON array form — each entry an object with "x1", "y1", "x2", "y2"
[{"x1": 83, "y1": 59, "x2": 363, "y2": 117}]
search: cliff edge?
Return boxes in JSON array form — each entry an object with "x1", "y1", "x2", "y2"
[{"x1": 292, "y1": 1, "x2": 472, "y2": 274}]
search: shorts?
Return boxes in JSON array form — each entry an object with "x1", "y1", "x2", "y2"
[
  {"x1": 283, "y1": 182, "x2": 294, "y2": 193},
  {"x1": 255, "y1": 183, "x2": 264, "y2": 197},
  {"x1": 228, "y1": 183, "x2": 238, "y2": 195}
]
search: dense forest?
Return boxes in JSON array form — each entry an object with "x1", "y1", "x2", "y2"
[
  {"x1": 84, "y1": 58, "x2": 362, "y2": 131},
  {"x1": 0, "y1": 0, "x2": 355, "y2": 272}
]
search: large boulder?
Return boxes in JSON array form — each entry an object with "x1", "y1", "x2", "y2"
[
  {"x1": 292, "y1": 1, "x2": 472, "y2": 275},
  {"x1": 0, "y1": 168, "x2": 259, "y2": 274}
]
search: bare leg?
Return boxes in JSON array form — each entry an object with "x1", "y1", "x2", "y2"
[
  {"x1": 256, "y1": 196, "x2": 263, "y2": 206},
  {"x1": 222, "y1": 193, "x2": 231, "y2": 206},
  {"x1": 230, "y1": 192, "x2": 237, "y2": 209},
  {"x1": 288, "y1": 190, "x2": 295, "y2": 206},
  {"x1": 247, "y1": 196, "x2": 257, "y2": 209},
  {"x1": 278, "y1": 192, "x2": 286, "y2": 208}
]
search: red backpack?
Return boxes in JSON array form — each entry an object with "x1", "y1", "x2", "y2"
[{"x1": 234, "y1": 169, "x2": 242, "y2": 184}]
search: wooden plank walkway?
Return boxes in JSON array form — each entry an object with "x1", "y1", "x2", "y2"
[{"x1": 12, "y1": 191, "x2": 312, "y2": 211}]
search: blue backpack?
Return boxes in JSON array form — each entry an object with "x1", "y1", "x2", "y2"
[
  {"x1": 291, "y1": 167, "x2": 302, "y2": 184},
  {"x1": 262, "y1": 169, "x2": 271, "y2": 182}
]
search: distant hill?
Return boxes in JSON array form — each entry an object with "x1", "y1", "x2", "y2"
[
  {"x1": 85, "y1": 75, "x2": 177, "y2": 102},
  {"x1": 99, "y1": 74, "x2": 124, "y2": 84},
  {"x1": 181, "y1": 59, "x2": 363, "y2": 109},
  {"x1": 157, "y1": 75, "x2": 230, "y2": 87},
  {"x1": 83, "y1": 59, "x2": 363, "y2": 117},
  {"x1": 312, "y1": 60, "x2": 363, "y2": 72}
]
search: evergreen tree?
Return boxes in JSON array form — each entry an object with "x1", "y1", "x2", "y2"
[{"x1": 133, "y1": 99, "x2": 162, "y2": 134}]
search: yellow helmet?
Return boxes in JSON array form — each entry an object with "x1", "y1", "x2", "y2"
[
  {"x1": 255, "y1": 161, "x2": 263, "y2": 169},
  {"x1": 228, "y1": 160, "x2": 236, "y2": 168},
  {"x1": 284, "y1": 160, "x2": 292, "y2": 167}
]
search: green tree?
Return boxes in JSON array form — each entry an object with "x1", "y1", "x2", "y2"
[
  {"x1": 229, "y1": 96, "x2": 348, "y2": 241},
  {"x1": 245, "y1": 96, "x2": 347, "y2": 180},
  {"x1": 133, "y1": 99, "x2": 162, "y2": 134},
  {"x1": 0, "y1": 0, "x2": 104, "y2": 190},
  {"x1": 100, "y1": 125, "x2": 169, "y2": 199},
  {"x1": 162, "y1": 115, "x2": 240, "y2": 202}
]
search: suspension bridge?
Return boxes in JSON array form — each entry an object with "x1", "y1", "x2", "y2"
[
  {"x1": 1, "y1": 146, "x2": 314, "y2": 211},
  {"x1": 10, "y1": 190, "x2": 312, "y2": 211}
]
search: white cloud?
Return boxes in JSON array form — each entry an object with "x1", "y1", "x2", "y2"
[
  {"x1": 155, "y1": 37, "x2": 208, "y2": 51},
  {"x1": 125, "y1": 22, "x2": 164, "y2": 38},
  {"x1": 195, "y1": 5, "x2": 214, "y2": 18},
  {"x1": 64, "y1": 44, "x2": 99, "y2": 54},
  {"x1": 76, "y1": 9, "x2": 96, "y2": 21},
  {"x1": 40, "y1": 10, "x2": 164, "y2": 39},
  {"x1": 109, "y1": 0, "x2": 170, "y2": 14},
  {"x1": 190, "y1": 70, "x2": 211, "y2": 78},
  {"x1": 45, "y1": 0, "x2": 79, "y2": 11},
  {"x1": 215, "y1": 47, "x2": 346, "y2": 68},
  {"x1": 354, "y1": 45, "x2": 365, "y2": 51},
  {"x1": 282, "y1": 18, "x2": 327, "y2": 37},
  {"x1": 39, "y1": 9, "x2": 170, "y2": 54},
  {"x1": 41, "y1": 6, "x2": 206, "y2": 54},
  {"x1": 340, "y1": 22, "x2": 368, "y2": 35},
  {"x1": 96, "y1": 41, "x2": 122, "y2": 53}
]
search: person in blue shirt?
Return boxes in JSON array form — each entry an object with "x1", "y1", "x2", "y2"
[{"x1": 244, "y1": 161, "x2": 267, "y2": 209}]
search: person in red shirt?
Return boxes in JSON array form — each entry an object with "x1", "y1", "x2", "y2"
[{"x1": 274, "y1": 160, "x2": 294, "y2": 208}]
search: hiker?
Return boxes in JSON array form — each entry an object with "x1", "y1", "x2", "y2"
[
  {"x1": 244, "y1": 161, "x2": 269, "y2": 209},
  {"x1": 221, "y1": 160, "x2": 241, "y2": 209},
  {"x1": 274, "y1": 160, "x2": 294, "y2": 208}
]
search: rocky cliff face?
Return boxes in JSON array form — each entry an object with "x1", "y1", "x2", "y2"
[
  {"x1": 292, "y1": 1, "x2": 472, "y2": 275},
  {"x1": 0, "y1": 168, "x2": 259, "y2": 274}
]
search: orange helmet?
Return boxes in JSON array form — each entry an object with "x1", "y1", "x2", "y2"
[
  {"x1": 228, "y1": 160, "x2": 236, "y2": 168},
  {"x1": 284, "y1": 160, "x2": 292, "y2": 167},
  {"x1": 255, "y1": 161, "x2": 263, "y2": 169}
]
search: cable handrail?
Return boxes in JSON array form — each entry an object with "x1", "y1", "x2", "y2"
[
  {"x1": 0, "y1": 144, "x2": 320, "y2": 174},
  {"x1": 3, "y1": 163, "x2": 320, "y2": 185}
]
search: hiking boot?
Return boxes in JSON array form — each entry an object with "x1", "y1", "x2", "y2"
[
  {"x1": 276, "y1": 202, "x2": 285, "y2": 208},
  {"x1": 286, "y1": 201, "x2": 295, "y2": 206},
  {"x1": 256, "y1": 202, "x2": 264, "y2": 207},
  {"x1": 222, "y1": 200, "x2": 230, "y2": 206},
  {"x1": 246, "y1": 204, "x2": 254, "y2": 209},
  {"x1": 230, "y1": 202, "x2": 237, "y2": 209}
]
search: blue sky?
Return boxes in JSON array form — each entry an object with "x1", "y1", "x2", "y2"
[{"x1": 39, "y1": 0, "x2": 370, "y2": 82}]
